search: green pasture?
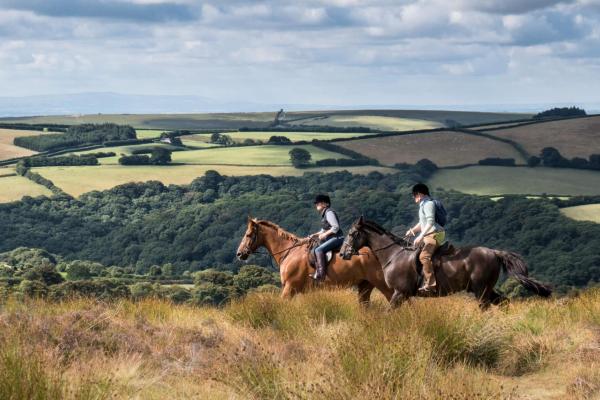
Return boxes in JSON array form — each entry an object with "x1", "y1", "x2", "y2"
[
  {"x1": 170, "y1": 144, "x2": 348, "y2": 165},
  {"x1": 32, "y1": 164, "x2": 396, "y2": 197},
  {"x1": 291, "y1": 115, "x2": 442, "y2": 131},
  {"x1": 136, "y1": 130, "x2": 167, "y2": 139},
  {"x1": 181, "y1": 131, "x2": 373, "y2": 144},
  {"x1": 0, "y1": 175, "x2": 52, "y2": 203},
  {"x1": 71, "y1": 143, "x2": 183, "y2": 164},
  {"x1": 428, "y1": 166, "x2": 600, "y2": 196},
  {"x1": 560, "y1": 204, "x2": 600, "y2": 223}
]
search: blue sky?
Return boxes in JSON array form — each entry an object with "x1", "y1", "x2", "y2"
[{"x1": 0, "y1": 0, "x2": 599, "y2": 108}]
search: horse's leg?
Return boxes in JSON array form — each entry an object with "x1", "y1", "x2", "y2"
[
  {"x1": 389, "y1": 290, "x2": 408, "y2": 310},
  {"x1": 357, "y1": 280, "x2": 374, "y2": 307},
  {"x1": 281, "y1": 282, "x2": 295, "y2": 299},
  {"x1": 489, "y1": 290, "x2": 508, "y2": 306}
]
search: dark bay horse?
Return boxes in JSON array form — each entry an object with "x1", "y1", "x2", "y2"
[
  {"x1": 236, "y1": 218, "x2": 393, "y2": 305},
  {"x1": 340, "y1": 217, "x2": 552, "y2": 309}
]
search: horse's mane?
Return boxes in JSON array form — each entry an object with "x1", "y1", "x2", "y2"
[
  {"x1": 256, "y1": 220, "x2": 300, "y2": 241},
  {"x1": 362, "y1": 219, "x2": 412, "y2": 247}
]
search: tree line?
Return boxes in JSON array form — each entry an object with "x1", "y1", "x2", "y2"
[
  {"x1": 0, "y1": 169, "x2": 598, "y2": 292},
  {"x1": 14, "y1": 123, "x2": 136, "y2": 152}
]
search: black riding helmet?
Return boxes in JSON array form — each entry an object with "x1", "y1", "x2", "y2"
[{"x1": 314, "y1": 194, "x2": 331, "y2": 205}]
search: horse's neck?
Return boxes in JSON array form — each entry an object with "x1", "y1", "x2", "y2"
[
  {"x1": 367, "y1": 230, "x2": 402, "y2": 264},
  {"x1": 259, "y1": 226, "x2": 299, "y2": 266}
]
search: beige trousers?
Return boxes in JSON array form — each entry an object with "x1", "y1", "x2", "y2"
[{"x1": 419, "y1": 232, "x2": 445, "y2": 288}]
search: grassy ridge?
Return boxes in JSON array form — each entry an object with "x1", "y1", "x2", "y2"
[{"x1": 1, "y1": 289, "x2": 599, "y2": 399}]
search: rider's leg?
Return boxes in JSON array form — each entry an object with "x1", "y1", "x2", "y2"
[
  {"x1": 312, "y1": 237, "x2": 344, "y2": 281},
  {"x1": 418, "y1": 235, "x2": 438, "y2": 292}
]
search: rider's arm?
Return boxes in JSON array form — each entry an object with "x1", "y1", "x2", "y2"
[{"x1": 319, "y1": 210, "x2": 339, "y2": 238}]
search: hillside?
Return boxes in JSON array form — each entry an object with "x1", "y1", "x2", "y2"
[
  {"x1": 1, "y1": 289, "x2": 599, "y2": 399},
  {"x1": 336, "y1": 130, "x2": 526, "y2": 167},
  {"x1": 486, "y1": 116, "x2": 600, "y2": 159}
]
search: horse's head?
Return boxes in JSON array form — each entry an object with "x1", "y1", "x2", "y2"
[
  {"x1": 341, "y1": 216, "x2": 368, "y2": 260},
  {"x1": 236, "y1": 217, "x2": 261, "y2": 260}
]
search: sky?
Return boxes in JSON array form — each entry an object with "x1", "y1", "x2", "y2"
[{"x1": 0, "y1": 0, "x2": 599, "y2": 108}]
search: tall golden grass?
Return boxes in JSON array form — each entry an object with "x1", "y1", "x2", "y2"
[{"x1": 0, "y1": 289, "x2": 599, "y2": 399}]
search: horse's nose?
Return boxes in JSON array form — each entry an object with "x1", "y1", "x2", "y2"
[{"x1": 236, "y1": 252, "x2": 242, "y2": 258}]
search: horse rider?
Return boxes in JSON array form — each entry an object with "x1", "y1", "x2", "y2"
[
  {"x1": 309, "y1": 194, "x2": 344, "y2": 281},
  {"x1": 405, "y1": 183, "x2": 445, "y2": 294}
]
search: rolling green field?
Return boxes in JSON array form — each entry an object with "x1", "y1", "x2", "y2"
[
  {"x1": 428, "y1": 166, "x2": 600, "y2": 196},
  {"x1": 71, "y1": 143, "x2": 184, "y2": 164},
  {"x1": 290, "y1": 115, "x2": 442, "y2": 131},
  {"x1": 0, "y1": 109, "x2": 530, "y2": 131},
  {"x1": 181, "y1": 131, "x2": 373, "y2": 144},
  {"x1": 0, "y1": 112, "x2": 277, "y2": 130},
  {"x1": 560, "y1": 204, "x2": 600, "y2": 223},
  {"x1": 33, "y1": 164, "x2": 396, "y2": 197},
  {"x1": 135, "y1": 129, "x2": 167, "y2": 139},
  {"x1": 170, "y1": 145, "x2": 348, "y2": 165},
  {"x1": 0, "y1": 175, "x2": 53, "y2": 202}
]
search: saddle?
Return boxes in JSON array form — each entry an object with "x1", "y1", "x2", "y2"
[
  {"x1": 414, "y1": 241, "x2": 456, "y2": 279},
  {"x1": 307, "y1": 238, "x2": 335, "y2": 269}
]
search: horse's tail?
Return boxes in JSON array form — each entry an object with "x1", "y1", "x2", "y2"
[{"x1": 495, "y1": 251, "x2": 552, "y2": 298}]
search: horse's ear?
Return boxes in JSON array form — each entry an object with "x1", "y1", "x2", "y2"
[
  {"x1": 247, "y1": 215, "x2": 252, "y2": 222},
  {"x1": 358, "y1": 215, "x2": 365, "y2": 225}
]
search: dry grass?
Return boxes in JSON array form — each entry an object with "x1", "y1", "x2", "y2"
[
  {"x1": 0, "y1": 175, "x2": 53, "y2": 203},
  {"x1": 487, "y1": 116, "x2": 600, "y2": 159},
  {"x1": 338, "y1": 130, "x2": 526, "y2": 167},
  {"x1": 561, "y1": 204, "x2": 600, "y2": 223},
  {"x1": 1, "y1": 288, "x2": 599, "y2": 399},
  {"x1": 292, "y1": 115, "x2": 442, "y2": 131}
]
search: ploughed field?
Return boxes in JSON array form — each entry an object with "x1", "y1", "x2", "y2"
[
  {"x1": 0, "y1": 128, "x2": 51, "y2": 160},
  {"x1": 485, "y1": 115, "x2": 600, "y2": 159},
  {"x1": 1, "y1": 288, "x2": 599, "y2": 399},
  {"x1": 336, "y1": 130, "x2": 526, "y2": 167}
]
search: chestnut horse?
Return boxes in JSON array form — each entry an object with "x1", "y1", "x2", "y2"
[
  {"x1": 236, "y1": 218, "x2": 393, "y2": 305},
  {"x1": 340, "y1": 217, "x2": 552, "y2": 309}
]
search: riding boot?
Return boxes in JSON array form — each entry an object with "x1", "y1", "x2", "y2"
[{"x1": 311, "y1": 251, "x2": 327, "y2": 282}]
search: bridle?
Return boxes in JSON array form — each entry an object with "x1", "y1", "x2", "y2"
[
  {"x1": 240, "y1": 224, "x2": 307, "y2": 266},
  {"x1": 343, "y1": 226, "x2": 416, "y2": 257}
]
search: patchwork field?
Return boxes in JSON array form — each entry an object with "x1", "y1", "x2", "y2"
[
  {"x1": 290, "y1": 115, "x2": 442, "y2": 131},
  {"x1": 561, "y1": 204, "x2": 600, "y2": 223},
  {"x1": 0, "y1": 128, "x2": 47, "y2": 160},
  {"x1": 72, "y1": 143, "x2": 185, "y2": 164},
  {"x1": 33, "y1": 164, "x2": 396, "y2": 197},
  {"x1": 168, "y1": 145, "x2": 348, "y2": 166},
  {"x1": 428, "y1": 166, "x2": 600, "y2": 196},
  {"x1": 337, "y1": 130, "x2": 526, "y2": 167},
  {"x1": 486, "y1": 116, "x2": 600, "y2": 158},
  {"x1": 181, "y1": 131, "x2": 373, "y2": 144},
  {"x1": 0, "y1": 175, "x2": 53, "y2": 202}
]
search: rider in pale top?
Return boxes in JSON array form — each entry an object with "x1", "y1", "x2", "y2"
[
  {"x1": 406, "y1": 183, "x2": 445, "y2": 294},
  {"x1": 309, "y1": 194, "x2": 344, "y2": 282}
]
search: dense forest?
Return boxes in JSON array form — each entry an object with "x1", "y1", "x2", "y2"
[
  {"x1": 0, "y1": 170, "x2": 598, "y2": 292},
  {"x1": 13, "y1": 123, "x2": 136, "y2": 152}
]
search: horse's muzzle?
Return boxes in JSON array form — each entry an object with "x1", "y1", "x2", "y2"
[{"x1": 237, "y1": 251, "x2": 249, "y2": 261}]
